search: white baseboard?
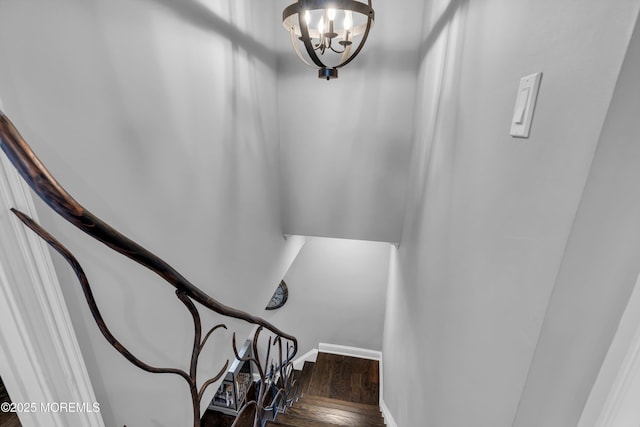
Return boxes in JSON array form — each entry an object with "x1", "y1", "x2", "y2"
[
  {"x1": 291, "y1": 348, "x2": 318, "y2": 370},
  {"x1": 380, "y1": 398, "x2": 399, "y2": 427},
  {"x1": 318, "y1": 343, "x2": 382, "y2": 361}
]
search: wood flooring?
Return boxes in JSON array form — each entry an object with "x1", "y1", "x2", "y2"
[
  {"x1": 307, "y1": 353, "x2": 380, "y2": 406},
  {"x1": 202, "y1": 352, "x2": 385, "y2": 427},
  {"x1": 0, "y1": 411, "x2": 22, "y2": 427},
  {"x1": 0, "y1": 377, "x2": 22, "y2": 427}
]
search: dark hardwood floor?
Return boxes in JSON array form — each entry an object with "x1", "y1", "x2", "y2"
[
  {"x1": 203, "y1": 352, "x2": 384, "y2": 427},
  {"x1": 201, "y1": 410, "x2": 236, "y2": 427},
  {"x1": 0, "y1": 377, "x2": 22, "y2": 427},
  {"x1": 307, "y1": 353, "x2": 379, "y2": 406},
  {"x1": 0, "y1": 411, "x2": 22, "y2": 427},
  {"x1": 268, "y1": 352, "x2": 384, "y2": 427},
  {"x1": 201, "y1": 382, "x2": 256, "y2": 427}
]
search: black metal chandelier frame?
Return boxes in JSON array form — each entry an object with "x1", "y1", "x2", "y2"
[{"x1": 282, "y1": 0, "x2": 375, "y2": 80}]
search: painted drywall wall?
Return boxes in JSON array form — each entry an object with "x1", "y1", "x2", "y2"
[
  {"x1": 513, "y1": 10, "x2": 640, "y2": 426},
  {"x1": 264, "y1": 237, "x2": 390, "y2": 355},
  {"x1": 0, "y1": 1, "x2": 300, "y2": 426},
  {"x1": 276, "y1": 0, "x2": 425, "y2": 243},
  {"x1": 382, "y1": 0, "x2": 640, "y2": 426}
]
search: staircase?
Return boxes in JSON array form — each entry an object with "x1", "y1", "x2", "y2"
[
  {"x1": 267, "y1": 352, "x2": 386, "y2": 427},
  {"x1": 0, "y1": 377, "x2": 22, "y2": 427}
]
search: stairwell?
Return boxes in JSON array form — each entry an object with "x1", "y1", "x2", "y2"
[{"x1": 268, "y1": 352, "x2": 386, "y2": 427}]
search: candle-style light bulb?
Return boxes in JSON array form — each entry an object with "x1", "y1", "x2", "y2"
[
  {"x1": 304, "y1": 10, "x2": 311, "y2": 25},
  {"x1": 318, "y1": 16, "x2": 325, "y2": 34},
  {"x1": 327, "y1": 8, "x2": 336, "y2": 21},
  {"x1": 344, "y1": 13, "x2": 353, "y2": 30}
]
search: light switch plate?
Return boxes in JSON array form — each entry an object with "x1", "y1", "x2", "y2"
[{"x1": 510, "y1": 72, "x2": 542, "y2": 138}]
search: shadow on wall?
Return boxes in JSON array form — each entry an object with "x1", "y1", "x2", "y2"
[
  {"x1": 147, "y1": 0, "x2": 276, "y2": 66},
  {"x1": 0, "y1": 1, "x2": 286, "y2": 425},
  {"x1": 419, "y1": 0, "x2": 469, "y2": 62}
]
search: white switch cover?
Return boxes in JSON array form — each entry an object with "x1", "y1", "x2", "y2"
[{"x1": 510, "y1": 72, "x2": 542, "y2": 138}]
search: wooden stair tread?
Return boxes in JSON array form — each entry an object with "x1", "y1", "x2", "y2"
[
  {"x1": 266, "y1": 413, "x2": 342, "y2": 427},
  {"x1": 270, "y1": 353, "x2": 385, "y2": 427},
  {"x1": 287, "y1": 404, "x2": 385, "y2": 425},
  {"x1": 266, "y1": 422, "x2": 340, "y2": 427},
  {"x1": 273, "y1": 410, "x2": 383, "y2": 427},
  {"x1": 307, "y1": 353, "x2": 379, "y2": 405},
  {"x1": 301, "y1": 394, "x2": 382, "y2": 414},
  {"x1": 266, "y1": 420, "x2": 341, "y2": 427},
  {"x1": 291, "y1": 402, "x2": 383, "y2": 423}
]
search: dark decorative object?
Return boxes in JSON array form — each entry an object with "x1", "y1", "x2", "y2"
[
  {"x1": 266, "y1": 281, "x2": 289, "y2": 310},
  {"x1": 282, "y1": 0, "x2": 375, "y2": 79},
  {"x1": 0, "y1": 112, "x2": 300, "y2": 427}
]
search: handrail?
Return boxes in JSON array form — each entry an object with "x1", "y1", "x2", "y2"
[
  {"x1": 0, "y1": 112, "x2": 296, "y2": 343},
  {"x1": 0, "y1": 111, "x2": 299, "y2": 427}
]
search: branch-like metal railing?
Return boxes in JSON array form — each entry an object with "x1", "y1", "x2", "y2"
[{"x1": 0, "y1": 112, "x2": 299, "y2": 427}]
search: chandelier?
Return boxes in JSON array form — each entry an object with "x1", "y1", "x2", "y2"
[{"x1": 282, "y1": 0, "x2": 375, "y2": 80}]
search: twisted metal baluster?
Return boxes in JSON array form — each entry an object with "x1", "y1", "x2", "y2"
[{"x1": 231, "y1": 328, "x2": 300, "y2": 427}]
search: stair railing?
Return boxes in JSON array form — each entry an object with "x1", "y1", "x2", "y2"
[
  {"x1": 0, "y1": 112, "x2": 298, "y2": 427},
  {"x1": 231, "y1": 330, "x2": 300, "y2": 425}
]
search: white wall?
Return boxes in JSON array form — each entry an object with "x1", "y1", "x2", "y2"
[
  {"x1": 382, "y1": 1, "x2": 640, "y2": 426},
  {"x1": 276, "y1": 0, "x2": 424, "y2": 243},
  {"x1": 0, "y1": 1, "x2": 300, "y2": 426},
  {"x1": 514, "y1": 10, "x2": 640, "y2": 426},
  {"x1": 264, "y1": 237, "x2": 390, "y2": 355}
]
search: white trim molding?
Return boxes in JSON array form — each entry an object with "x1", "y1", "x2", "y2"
[
  {"x1": 318, "y1": 343, "x2": 382, "y2": 361},
  {"x1": 380, "y1": 398, "x2": 400, "y2": 427},
  {"x1": 579, "y1": 272, "x2": 640, "y2": 427},
  {"x1": 291, "y1": 348, "x2": 319, "y2": 371},
  {"x1": 0, "y1": 151, "x2": 105, "y2": 427}
]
